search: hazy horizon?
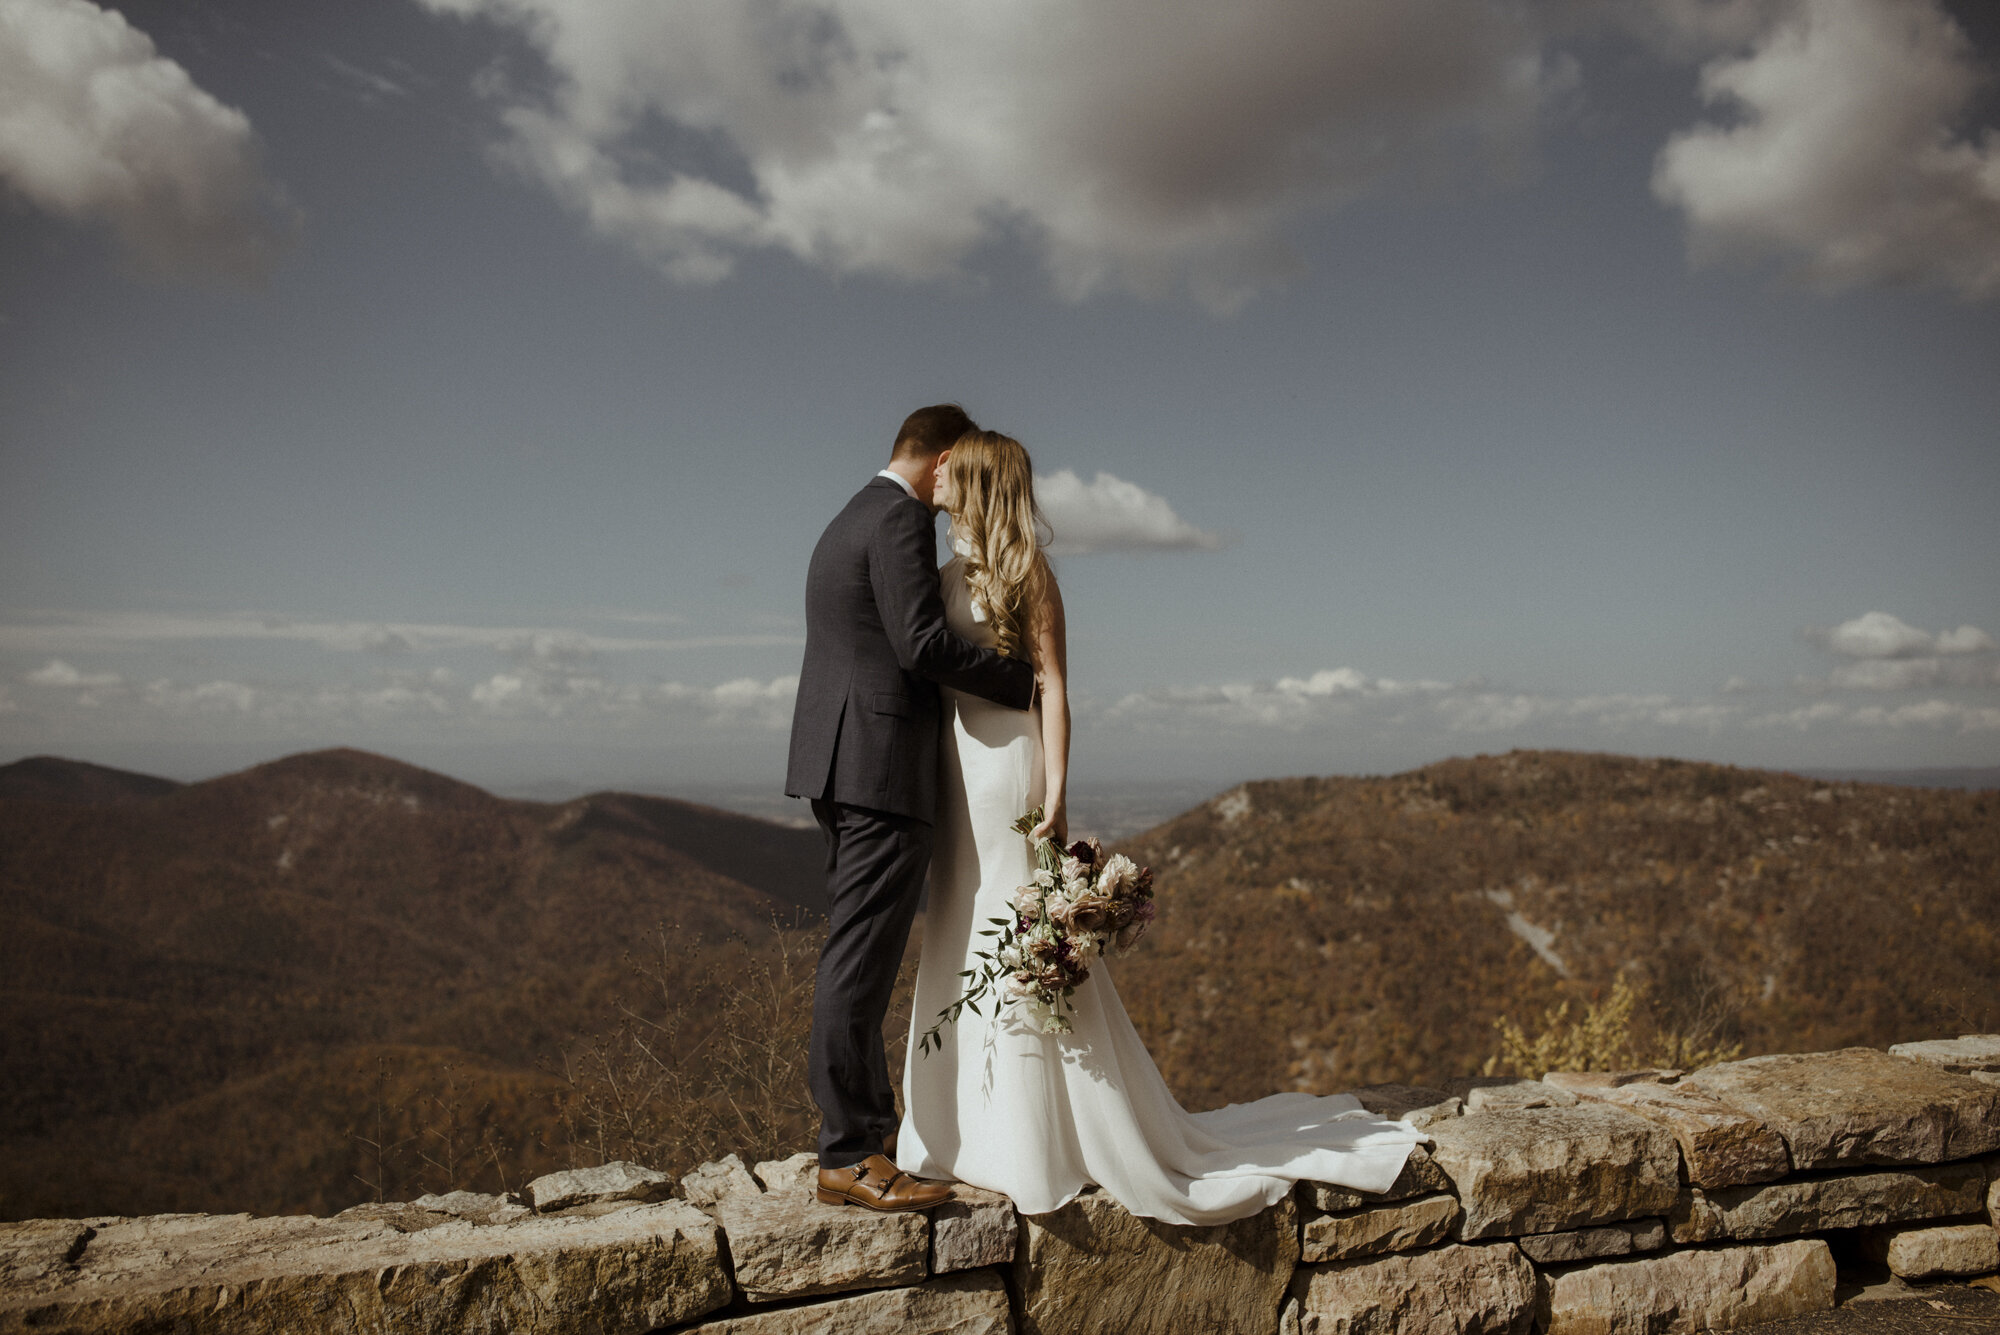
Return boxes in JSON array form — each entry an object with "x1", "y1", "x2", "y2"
[{"x1": 7, "y1": 743, "x2": 1996, "y2": 845}]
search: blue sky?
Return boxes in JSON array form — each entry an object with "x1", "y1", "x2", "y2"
[{"x1": 3, "y1": 0, "x2": 1997, "y2": 802}]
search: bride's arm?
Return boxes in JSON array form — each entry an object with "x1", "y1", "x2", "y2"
[{"x1": 1028, "y1": 574, "x2": 1070, "y2": 845}]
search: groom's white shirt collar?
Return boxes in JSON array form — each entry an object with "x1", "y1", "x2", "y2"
[{"x1": 875, "y1": 468, "x2": 917, "y2": 499}]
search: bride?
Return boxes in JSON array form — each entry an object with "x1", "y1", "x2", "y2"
[{"x1": 894, "y1": 429, "x2": 1428, "y2": 1226}]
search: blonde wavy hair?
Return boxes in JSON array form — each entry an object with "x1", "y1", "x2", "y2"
[{"x1": 942, "y1": 430, "x2": 1052, "y2": 659}]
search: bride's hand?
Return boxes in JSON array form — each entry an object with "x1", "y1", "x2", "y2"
[{"x1": 1030, "y1": 802, "x2": 1068, "y2": 846}]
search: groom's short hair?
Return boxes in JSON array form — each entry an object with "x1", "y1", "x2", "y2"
[{"x1": 892, "y1": 404, "x2": 977, "y2": 461}]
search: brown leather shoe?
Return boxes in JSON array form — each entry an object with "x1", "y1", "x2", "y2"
[
  {"x1": 882, "y1": 1129, "x2": 898, "y2": 1159},
  {"x1": 816, "y1": 1154, "x2": 950, "y2": 1213}
]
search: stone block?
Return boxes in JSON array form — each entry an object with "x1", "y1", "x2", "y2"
[
  {"x1": 752, "y1": 1152, "x2": 820, "y2": 1195},
  {"x1": 1669, "y1": 1161, "x2": 1988, "y2": 1243},
  {"x1": 0, "y1": 1219, "x2": 96, "y2": 1289},
  {"x1": 1538, "y1": 1238, "x2": 1835, "y2": 1335},
  {"x1": 681, "y1": 1154, "x2": 763, "y2": 1209},
  {"x1": 1349, "y1": 1083, "x2": 1451, "y2": 1117},
  {"x1": 1350, "y1": 1084, "x2": 1462, "y2": 1129},
  {"x1": 1890, "y1": 1035, "x2": 2000, "y2": 1076},
  {"x1": 1515, "y1": 1218, "x2": 1666, "y2": 1265},
  {"x1": 1290, "y1": 1241, "x2": 1536, "y2": 1335},
  {"x1": 711, "y1": 1190, "x2": 929, "y2": 1304},
  {"x1": 932, "y1": 1185, "x2": 1018, "y2": 1273},
  {"x1": 1424, "y1": 1105, "x2": 1681, "y2": 1239},
  {"x1": 1680, "y1": 1047, "x2": 2000, "y2": 1169},
  {"x1": 1542, "y1": 1070, "x2": 1683, "y2": 1091},
  {"x1": 1860, "y1": 1222, "x2": 2000, "y2": 1279},
  {"x1": 1298, "y1": 1145, "x2": 1451, "y2": 1211},
  {"x1": 0, "y1": 1200, "x2": 730, "y2": 1335},
  {"x1": 409, "y1": 1190, "x2": 531, "y2": 1225},
  {"x1": 1464, "y1": 1080, "x2": 1579, "y2": 1113},
  {"x1": 689, "y1": 1269, "x2": 1012, "y2": 1334},
  {"x1": 1301, "y1": 1193, "x2": 1459, "y2": 1262},
  {"x1": 1565, "y1": 1079, "x2": 1790, "y2": 1188},
  {"x1": 1012, "y1": 1187, "x2": 1296, "y2": 1335},
  {"x1": 526, "y1": 1159, "x2": 676, "y2": 1212}
]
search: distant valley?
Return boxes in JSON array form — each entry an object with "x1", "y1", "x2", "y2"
[
  {"x1": 2, "y1": 747, "x2": 1994, "y2": 1222},
  {"x1": 0, "y1": 749, "x2": 823, "y2": 1220}
]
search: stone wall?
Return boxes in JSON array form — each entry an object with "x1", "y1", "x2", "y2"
[{"x1": 4, "y1": 1035, "x2": 1997, "y2": 1335}]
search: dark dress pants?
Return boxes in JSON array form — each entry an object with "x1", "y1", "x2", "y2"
[{"x1": 809, "y1": 798, "x2": 932, "y2": 1169}]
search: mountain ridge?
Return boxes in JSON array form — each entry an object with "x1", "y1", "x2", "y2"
[{"x1": 0, "y1": 747, "x2": 824, "y2": 1220}]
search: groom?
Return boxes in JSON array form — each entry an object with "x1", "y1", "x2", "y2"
[{"x1": 786, "y1": 403, "x2": 1037, "y2": 1212}]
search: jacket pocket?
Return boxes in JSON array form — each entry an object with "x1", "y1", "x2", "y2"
[{"x1": 870, "y1": 693, "x2": 913, "y2": 718}]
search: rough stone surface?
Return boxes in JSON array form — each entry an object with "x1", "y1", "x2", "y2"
[
  {"x1": 1515, "y1": 1218, "x2": 1667, "y2": 1265},
  {"x1": 711, "y1": 1189, "x2": 929, "y2": 1303},
  {"x1": 410, "y1": 1190, "x2": 531, "y2": 1225},
  {"x1": 1538, "y1": 1237, "x2": 1836, "y2": 1335},
  {"x1": 1543, "y1": 1070, "x2": 1683, "y2": 1091},
  {"x1": 1991, "y1": 1165, "x2": 2000, "y2": 1227},
  {"x1": 1298, "y1": 1146, "x2": 1452, "y2": 1212},
  {"x1": 1680, "y1": 1047, "x2": 2000, "y2": 1169},
  {"x1": 1425, "y1": 1105, "x2": 1681, "y2": 1239},
  {"x1": 0, "y1": 1200, "x2": 730, "y2": 1335},
  {"x1": 1012, "y1": 1187, "x2": 1296, "y2": 1335},
  {"x1": 1350, "y1": 1083, "x2": 1450, "y2": 1117},
  {"x1": 527, "y1": 1159, "x2": 676, "y2": 1211},
  {"x1": 1301, "y1": 1193, "x2": 1459, "y2": 1262},
  {"x1": 752, "y1": 1152, "x2": 821, "y2": 1195},
  {"x1": 1669, "y1": 1161, "x2": 1989, "y2": 1243},
  {"x1": 1861, "y1": 1222, "x2": 2000, "y2": 1279},
  {"x1": 1890, "y1": 1035, "x2": 2000, "y2": 1076},
  {"x1": 931, "y1": 1185, "x2": 1018, "y2": 1273},
  {"x1": 0, "y1": 1219, "x2": 94, "y2": 1289},
  {"x1": 1464, "y1": 1080, "x2": 1580, "y2": 1113},
  {"x1": 681, "y1": 1154, "x2": 763, "y2": 1209},
  {"x1": 690, "y1": 1269, "x2": 1013, "y2": 1334},
  {"x1": 1350, "y1": 1084, "x2": 1462, "y2": 1128},
  {"x1": 1564, "y1": 1079, "x2": 1790, "y2": 1188},
  {"x1": 1290, "y1": 1241, "x2": 1536, "y2": 1335}
]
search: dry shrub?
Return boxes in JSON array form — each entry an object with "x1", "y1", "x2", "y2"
[
  {"x1": 347, "y1": 1052, "x2": 525, "y2": 1203},
  {"x1": 546, "y1": 917, "x2": 920, "y2": 1177},
  {"x1": 1483, "y1": 975, "x2": 1744, "y2": 1078}
]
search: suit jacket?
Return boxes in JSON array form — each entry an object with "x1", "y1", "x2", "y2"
[{"x1": 786, "y1": 477, "x2": 1037, "y2": 822}]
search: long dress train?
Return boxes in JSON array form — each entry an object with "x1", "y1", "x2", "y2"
[{"x1": 896, "y1": 555, "x2": 1428, "y2": 1226}]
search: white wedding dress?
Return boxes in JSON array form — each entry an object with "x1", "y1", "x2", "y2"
[{"x1": 895, "y1": 552, "x2": 1428, "y2": 1226}]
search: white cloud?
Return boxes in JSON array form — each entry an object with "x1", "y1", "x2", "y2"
[
  {"x1": 471, "y1": 669, "x2": 797, "y2": 726},
  {"x1": 1800, "y1": 611, "x2": 2000, "y2": 690},
  {"x1": 1826, "y1": 657, "x2": 2000, "y2": 691},
  {"x1": 1937, "y1": 625, "x2": 1999, "y2": 655},
  {"x1": 0, "y1": 0, "x2": 295, "y2": 280},
  {"x1": 1105, "y1": 668, "x2": 1451, "y2": 727},
  {"x1": 419, "y1": 0, "x2": 1568, "y2": 312},
  {"x1": 1652, "y1": 0, "x2": 2000, "y2": 299},
  {"x1": 321, "y1": 53, "x2": 410, "y2": 104},
  {"x1": 1102, "y1": 653, "x2": 2000, "y2": 744},
  {"x1": 1036, "y1": 470, "x2": 1226, "y2": 555},
  {"x1": 143, "y1": 678, "x2": 257, "y2": 713},
  {"x1": 0, "y1": 610, "x2": 797, "y2": 657},
  {"x1": 1754, "y1": 697, "x2": 2000, "y2": 732},
  {"x1": 1813, "y1": 610, "x2": 1937, "y2": 659},
  {"x1": 25, "y1": 657, "x2": 121, "y2": 688}
]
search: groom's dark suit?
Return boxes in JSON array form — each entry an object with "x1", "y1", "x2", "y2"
[{"x1": 787, "y1": 475, "x2": 1035, "y2": 1169}]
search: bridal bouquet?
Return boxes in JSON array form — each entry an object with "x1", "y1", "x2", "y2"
[{"x1": 918, "y1": 807, "x2": 1157, "y2": 1054}]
